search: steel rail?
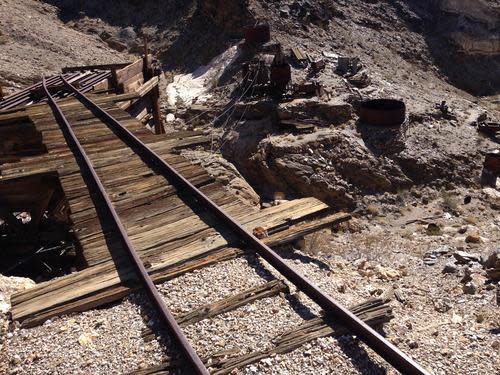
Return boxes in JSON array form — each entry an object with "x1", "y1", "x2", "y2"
[
  {"x1": 0, "y1": 73, "x2": 85, "y2": 110},
  {"x1": 0, "y1": 75, "x2": 64, "y2": 110},
  {"x1": 80, "y1": 71, "x2": 113, "y2": 93},
  {"x1": 42, "y1": 77, "x2": 209, "y2": 375},
  {"x1": 0, "y1": 71, "x2": 110, "y2": 110},
  {"x1": 61, "y1": 74, "x2": 430, "y2": 375},
  {"x1": 0, "y1": 75, "x2": 63, "y2": 106}
]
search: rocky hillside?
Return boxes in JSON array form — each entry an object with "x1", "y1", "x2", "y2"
[
  {"x1": 44, "y1": 0, "x2": 253, "y2": 70},
  {"x1": 0, "y1": 0, "x2": 130, "y2": 95}
]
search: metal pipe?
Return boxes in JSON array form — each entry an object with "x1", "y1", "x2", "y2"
[
  {"x1": 43, "y1": 77, "x2": 209, "y2": 375},
  {"x1": 61, "y1": 75, "x2": 430, "y2": 375}
]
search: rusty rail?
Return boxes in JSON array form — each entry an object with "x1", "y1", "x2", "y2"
[
  {"x1": 60, "y1": 74, "x2": 430, "y2": 375},
  {"x1": 42, "y1": 77, "x2": 209, "y2": 375}
]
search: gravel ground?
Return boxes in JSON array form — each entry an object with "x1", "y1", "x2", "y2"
[
  {"x1": 241, "y1": 338, "x2": 393, "y2": 375},
  {"x1": 183, "y1": 295, "x2": 304, "y2": 357},
  {"x1": 252, "y1": 188, "x2": 500, "y2": 375},
  {"x1": 157, "y1": 256, "x2": 269, "y2": 315},
  {"x1": 4, "y1": 298, "x2": 164, "y2": 375},
  {"x1": 3, "y1": 190, "x2": 500, "y2": 375}
]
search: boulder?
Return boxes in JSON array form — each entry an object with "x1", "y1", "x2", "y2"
[
  {"x1": 277, "y1": 97, "x2": 353, "y2": 125},
  {"x1": 0, "y1": 275, "x2": 36, "y2": 313},
  {"x1": 465, "y1": 233, "x2": 482, "y2": 243},
  {"x1": 443, "y1": 262, "x2": 459, "y2": 274},
  {"x1": 223, "y1": 128, "x2": 411, "y2": 208},
  {"x1": 105, "y1": 37, "x2": 128, "y2": 52},
  {"x1": 463, "y1": 281, "x2": 477, "y2": 295},
  {"x1": 375, "y1": 265, "x2": 401, "y2": 281},
  {"x1": 483, "y1": 249, "x2": 500, "y2": 269},
  {"x1": 453, "y1": 250, "x2": 481, "y2": 264}
]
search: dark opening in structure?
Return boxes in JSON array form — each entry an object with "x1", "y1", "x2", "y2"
[{"x1": 0, "y1": 172, "x2": 78, "y2": 281}]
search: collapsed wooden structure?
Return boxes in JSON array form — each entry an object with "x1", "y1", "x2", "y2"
[{"x1": 0, "y1": 59, "x2": 352, "y2": 330}]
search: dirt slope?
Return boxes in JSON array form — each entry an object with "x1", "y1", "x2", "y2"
[{"x1": 0, "y1": 0, "x2": 130, "y2": 95}]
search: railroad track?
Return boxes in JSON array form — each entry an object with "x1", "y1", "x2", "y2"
[{"x1": 39, "y1": 75, "x2": 429, "y2": 375}]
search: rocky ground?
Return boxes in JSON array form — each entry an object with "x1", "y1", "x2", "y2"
[
  {"x1": 0, "y1": 0, "x2": 130, "y2": 95},
  {"x1": 1, "y1": 0, "x2": 500, "y2": 374},
  {"x1": 2, "y1": 190, "x2": 499, "y2": 374}
]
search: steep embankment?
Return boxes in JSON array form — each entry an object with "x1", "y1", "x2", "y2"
[
  {"x1": 44, "y1": 0, "x2": 254, "y2": 70},
  {"x1": 404, "y1": 0, "x2": 500, "y2": 95},
  {"x1": 0, "y1": 0, "x2": 129, "y2": 95}
]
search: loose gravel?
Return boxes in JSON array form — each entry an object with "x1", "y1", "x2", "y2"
[{"x1": 3, "y1": 192, "x2": 500, "y2": 375}]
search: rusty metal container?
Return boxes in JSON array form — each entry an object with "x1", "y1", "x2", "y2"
[
  {"x1": 311, "y1": 59, "x2": 326, "y2": 72},
  {"x1": 478, "y1": 122, "x2": 500, "y2": 137},
  {"x1": 270, "y1": 64, "x2": 291, "y2": 91},
  {"x1": 484, "y1": 151, "x2": 500, "y2": 174},
  {"x1": 359, "y1": 99, "x2": 406, "y2": 126},
  {"x1": 244, "y1": 24, "x2": 271, "y2": 44}
]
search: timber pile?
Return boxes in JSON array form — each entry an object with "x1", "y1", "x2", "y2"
[
  {"x1": 129, "y1": 288, "x2": 393, "y2": 375},
  {"x1": 0, "y1": 77, "x2": 351, "y2": 328}
]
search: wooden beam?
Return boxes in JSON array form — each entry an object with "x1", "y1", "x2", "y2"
[
  {"x1": 211, "y1": 298, "x2": 393, "y2": 375},
  {"x1": 127, "y1": 297, "x2": 393, "y2": 375},
  {"x1": 151, "y1": 85, "x2": 164, "y2": 134},
  {"x1": 137, "y1": 77, "x2": 159, "y2": 98},
  {"x1": 115, "y1": 59, "x2": 144, "y2": 87},
  {"x1": 62, "y1": 62, "x2": 132, "y2": 73},
  {"x1": 142, "y1": 280, "x2": 288, "y2": 341},
  {"x1": 265, "y1": 212, "x2": 351, "y2": 247}
]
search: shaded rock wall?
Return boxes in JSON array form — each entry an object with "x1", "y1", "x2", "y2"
[
  {"x1": 402, "y1": 0, "x2": 500, "y2": 95},
  {"x1": 45, "y1": 0, "x2": 254, "y2": 69}
]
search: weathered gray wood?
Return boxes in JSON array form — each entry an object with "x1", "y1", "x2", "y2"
[
  {"x1": 127, "y1": 297, "x2": 393, "y2": 375},
  {"x1": 142, "y1": 280, "x2": 288, "y2": 342}
]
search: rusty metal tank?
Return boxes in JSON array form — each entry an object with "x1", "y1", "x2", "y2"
[{"x1": 359, "y1": 99, "x2": 406, "y2": 126}]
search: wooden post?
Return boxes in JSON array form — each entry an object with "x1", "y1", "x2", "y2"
[
  {"x1": 0, "y1": 84, "x2": 4, "y2": 100},
  {"x1": 142, "y1": 32, "x2": 162, "y2": 134},
  {"x1": 152, "y1": 85, "x2": 164, "y2": 134},
  {"x1": 143, "y1": 34, "x2": 153, "y2": 81}
]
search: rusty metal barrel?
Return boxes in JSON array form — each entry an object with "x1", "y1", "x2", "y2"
[
  {"x1": 359, "y1": 99, "x2": 406, "y2": 126},
  {"x1": 244, "y1": 24, "x2": 271, "y2": 45}
]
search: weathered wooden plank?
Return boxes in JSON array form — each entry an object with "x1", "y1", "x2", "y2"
[
  {"x1": 120, "y1": 73, "x2": 144, "y2": 93},
  {"x1": 62, "y1": 62, "x2": 132, "y2": 73},
  {"x1": 10, "y1": 198, "x2": 330, "y2": 326},
  {"x1": 127, "y1": 297, "x2": 393, "y2": 375},
  {"x1": 114, "y1": 58, "x2": 144, "y2": 85}
]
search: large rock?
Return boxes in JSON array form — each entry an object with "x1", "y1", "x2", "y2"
[
  {"x1": 453, "y1": 250, "x2": 481, "y2": 264},
  {"x1": 278, "y1": 97, "x2": 353, "y2": 125},
  {"x1": 0, "y1": 275, "x2": 35, "y2": 313},
  {"x1": 223, "y1": 127, "x2": 411, "y2": 208},
  {"x1": 181, "y1": 150, "x2": 260, "y2": 208},
  {"x1": 483, "y1": 249, "x2": 500, "y2": 269}
]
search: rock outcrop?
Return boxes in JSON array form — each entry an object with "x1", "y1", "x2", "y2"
[
  {"x1": 417, "y1": 0, "x2": 500, "y2": 56},
  {"x1": 181, "y1": 150, "x2": 261, "y2": 208},
  {"x1": 439, "y1": 0, "x2": 499, "y2": 29},
  {"x1": 223, "y1": 127, "x2": 412, "y2": 208}
]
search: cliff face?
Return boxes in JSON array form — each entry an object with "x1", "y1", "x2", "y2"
[
  {"x1": 439, "y1": 0, "x2": 500, "y2": 55},
  {"x1": 439, "y1": 0, "x2": 499, "y2": 28}
]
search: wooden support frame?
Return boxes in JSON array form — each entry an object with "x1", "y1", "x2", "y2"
[
  {"x1": 151, "y1": 85, "x2": 164, "y2": 134},
  {"x1": 62, "y1": 63, "x2": 131, "y2": 74}
]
